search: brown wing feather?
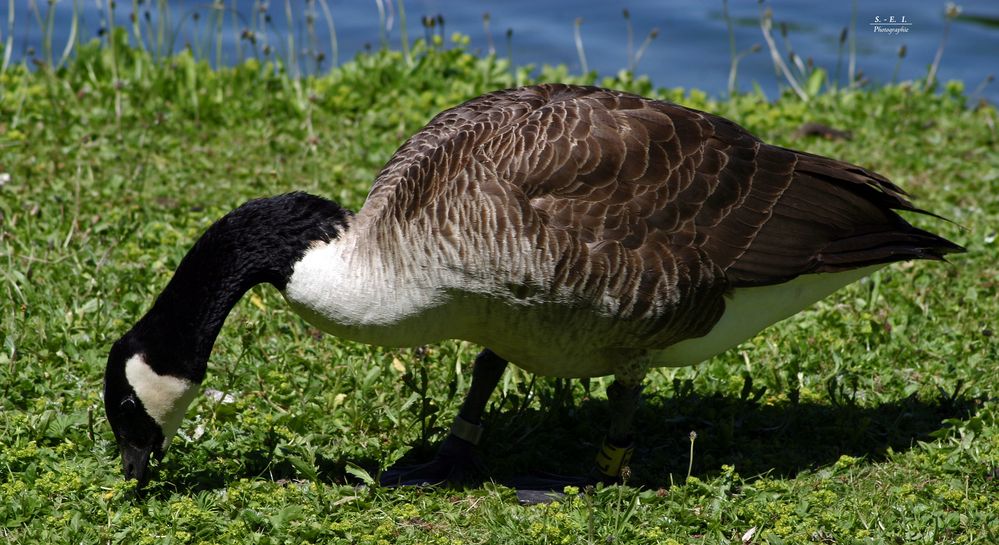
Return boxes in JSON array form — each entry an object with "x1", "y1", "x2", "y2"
[{"x1": 473, "y1": 85, "x2": 961, "y2": 285}]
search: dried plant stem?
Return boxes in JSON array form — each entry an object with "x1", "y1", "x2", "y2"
[
  {"x1": 760, "y1": 10, "x2": 807, "y2": 100},
  {"x1": 104, "y1": 0, "x2": 123, "y2": 133},
  {"x1": 728, "y1": 45, "x2": 760, "y2": 96},
  {"x1": 57, "y1": 0, "x2": 80, "y2": 69},
  {"x1": 574, "y1": 17, "x2": 588, "y2": 75},
  {"x1": 374, "y1": 0, "x2": 388, "y2": 50},
  {"x1": 892, "y1": 45, "x2": 907, "y2": 84},
  {"x1": 848, "y1": 0, "x2": 857, "y2": 86},
  {"x1": 633, "y1": 28, "x2": 658, "y2": 71},
  {"x1": 686, "y1": 431, "x2": 697, "y2": 482},
  {"x1": 1, "y1": 0, "x2": 13, "y2": 73},
  {"x1": 397, "y1": 0, "x2": 410, "y2": 65},
  {"x1": 723, "y1": 0, "x2": 736, "y2": 91},
  {"x1": 623, "y1": 9, "x2": 634, "y2": 72},
  {"x1": 157, "y1": 0, "x2": 169, "y2": 60},
  {"x1": 213, "y1": 2, "x2": 224, "y2": 70},
  {"x1": 927, "y1": 11, "x2": 956, "y2": 89},
  {"x1": 482, "y1": 12, "x2": 495, "y2": 56},
  {"x1": 970, "y1": 74, "x2": 994, "y2": 102},
  {"x1": 317, "y1": 0, "x2": 338, "y2": 66},
  {"x1": 284, "y1": 0, "x2": 298, "y2": 78}
]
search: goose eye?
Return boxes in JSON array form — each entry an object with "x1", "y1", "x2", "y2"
[{"x1": 120, "y1": 396, "x2": 137, "y2": 411}]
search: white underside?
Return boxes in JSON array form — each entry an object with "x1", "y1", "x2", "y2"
[
  {"x1": 125, "y1": 354, "x2": 198, "y2": 450},
  {"x1": 284, "y1": 235, "x2": 884, "y2": 379},
  {"x1": 656, "y1": 264, "x2": 883, "y2": 366}
]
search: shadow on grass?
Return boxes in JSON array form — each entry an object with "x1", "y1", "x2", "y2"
[
  {"x1": 151, "y1": 389, "x2": 978, "y2": 496},
  {"x1": 484, "y1": 390, "x2": 979, "y2": 489}
]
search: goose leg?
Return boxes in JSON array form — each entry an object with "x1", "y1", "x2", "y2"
[
  {"x1": 380, "y1": 348, "x2": 507, "y2": 486},
  {"x1": 509, "y1": 377, "x2": 645, "y2": 505},
  {"x1": 594, "y1": 380, "x2": 643, "y2": 480}
]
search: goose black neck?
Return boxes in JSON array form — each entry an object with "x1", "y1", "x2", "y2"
[{"x1": 132, "y1": 192, "x2": 351, "y2": 380}]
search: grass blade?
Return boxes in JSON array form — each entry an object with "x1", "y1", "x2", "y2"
[{"x1": 345, "y1": 462, "x2": 376, "y2": 487}]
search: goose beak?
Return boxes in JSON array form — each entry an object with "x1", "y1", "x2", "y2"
[{"x1": 120, "y1": 443, "x2": 155, "y2": 487}]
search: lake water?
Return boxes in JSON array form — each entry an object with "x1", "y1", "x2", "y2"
[{"x1": 4, "y1": 1, "x2": 998, "y2": 103}]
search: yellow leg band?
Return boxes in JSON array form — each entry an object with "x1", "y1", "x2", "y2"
[{"x1": 594, "y1": 439, "x2": 634, "y2": 478}]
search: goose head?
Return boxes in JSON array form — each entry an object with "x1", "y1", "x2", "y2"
[{"x1": 104, "y1": 330, "x2": 200, "y2": 485}]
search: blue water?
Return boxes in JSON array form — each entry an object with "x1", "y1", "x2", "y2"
[{"x1": 5, "y1": 1, "x2": 998, "y2": 102}]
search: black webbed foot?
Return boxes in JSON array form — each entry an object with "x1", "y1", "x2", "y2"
[
  {"x1": 504, "y1": 471, "x2": 604, "y2": 505},
  {"x1": 379, "y1": 434, "x2": 484, "y2": 487},
  {"x1": 505, "y1": 438, "x2": 633, "y2": 504}
]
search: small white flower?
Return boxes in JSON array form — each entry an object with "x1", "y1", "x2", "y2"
[
  {"x1": 204, "y1": 388, "x2": 236, "y2": 404},
  {"x1": 985, "y1": 232, "x2": 996, "y2": 245},
  {"x1": 0, "y1": 173, "x2": 10, "y2": 187}
]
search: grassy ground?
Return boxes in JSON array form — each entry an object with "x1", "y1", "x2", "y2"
[{"x1": 1, "y1": 35, "x2": 997, "y2": 544}]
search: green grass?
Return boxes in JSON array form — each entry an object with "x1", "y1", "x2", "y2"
[{"x1": 1, "y1": 33, "x2": 997, "y2": 544}]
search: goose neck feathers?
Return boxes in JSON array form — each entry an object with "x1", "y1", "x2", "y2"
[{"x1": 133, "y1": 192, "x2": 351, "y2": 376}]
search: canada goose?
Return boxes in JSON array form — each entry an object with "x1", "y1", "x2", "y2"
[{"x1": 104, "y1": 84, "x2": 963, "y2": 489}]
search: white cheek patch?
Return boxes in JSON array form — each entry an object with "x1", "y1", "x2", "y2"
[{"x1": 124, "y1": 354, "x2": 199, "y2": 450}]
